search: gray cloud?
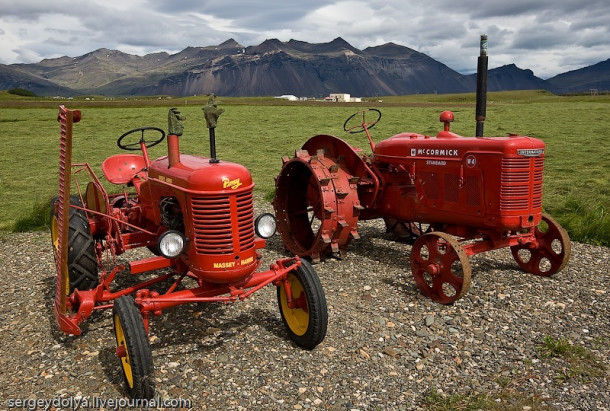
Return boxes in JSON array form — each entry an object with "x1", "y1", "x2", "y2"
[{"x1": 0, "y1": 0, "x2": 607, "y2": 79}]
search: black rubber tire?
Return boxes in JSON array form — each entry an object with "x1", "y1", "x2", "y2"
[
  {"x1": 50, "y1": 196, "x2": 98, "y2": 293},
  {"x1": 277, "y1": 259, "x2": 328, "y2": 349},
  {"x1": 113, "y1": 295, "x2": 155, "y2": 399}
]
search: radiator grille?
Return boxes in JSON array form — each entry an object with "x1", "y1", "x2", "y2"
[
  {"x1": 190, "y1": 190, "x2": 255, "y2": 255},
  {"x1": 500, "y1": 157, "x2": 544, "y2": 211}
]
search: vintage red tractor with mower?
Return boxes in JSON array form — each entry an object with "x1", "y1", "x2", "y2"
[
  {"x1": 273, "y1": 38, "x2": 570, "y2": 304},
  {"x1": 50, "y1": 100, "x2": 327, "y2": 398}
]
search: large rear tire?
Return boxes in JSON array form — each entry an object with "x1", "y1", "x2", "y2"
[
  {"x1": 273, "y1": 152, "x2": 360, "y2": 261},
  {"x1": 277, "y1": 259, "x2": 328, "y2": 349},
  {"x1": 50, "y1": 196, "x2": 98, "y2": 293}
]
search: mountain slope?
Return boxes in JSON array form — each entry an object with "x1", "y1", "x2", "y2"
[
  {"x1": 546, "y1": 58, "x2": 610, "y2": 93},
  {"x1": 0, "y1": 64, "x2": 78, "y2": 96},
  {"x1": 472, "y1": 64, "x2": 549, "y2": 92},
  {"x1": 1, "y1": 38, "x2": 607, "y2": 97}
]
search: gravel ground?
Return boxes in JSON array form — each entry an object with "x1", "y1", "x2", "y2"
[{"x1": 0, "y1": 213, "x2": 608, "y2": 410}]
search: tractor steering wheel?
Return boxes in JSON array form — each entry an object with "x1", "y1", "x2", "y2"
[
  {"x1": 117, "y1": 127, "x2": 166, "y2": 151},
  {"x1": 343, "y1": 109, "x2": 382, "y2": 134}
]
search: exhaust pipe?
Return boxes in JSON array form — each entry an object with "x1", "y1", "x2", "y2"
[
  {"x1": 475, "y1": 34, "x2": 488, "y2": 137},
  {"x1": 167, "y1": 108, "x2": 185, "y2": 168},
  {"x1": 202, "y1": 94, "x2": 224, "y2": 164}
]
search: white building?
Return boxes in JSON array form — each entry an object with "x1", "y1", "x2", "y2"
[{"x1": 328, "y1": 93, "x2": 361, "y2": 102}]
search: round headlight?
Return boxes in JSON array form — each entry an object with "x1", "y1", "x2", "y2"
[
  {"x1": 158, "y1": 230, "x2": 185, "y2": 258},
  {"x1": 255, "y1": 213, "x2": 277, "y2": 239}
]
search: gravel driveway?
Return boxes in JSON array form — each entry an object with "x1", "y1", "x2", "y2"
[{"x1": 0, "y1": 215, "x2": 608, "y2": 410}]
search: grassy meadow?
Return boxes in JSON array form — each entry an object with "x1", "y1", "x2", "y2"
[{"x1": 0, "y1": 90, "x2": 608, "y2": 246}]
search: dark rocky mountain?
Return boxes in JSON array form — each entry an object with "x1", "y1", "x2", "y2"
[
  {"x1": 0, "y1": 38, "x2": 606, "y2": 97},
  {"x1": 476, "y1": 64, "x2": 549, "y2": 91},
  {"x1": 546, "y1": 58, "x2": 610, "y2": 94}
]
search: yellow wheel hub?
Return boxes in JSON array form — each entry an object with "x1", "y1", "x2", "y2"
[
  {"x1": 114, "y1": 314, "x2": 134, "y2": 388},
  {"x1": 280, "y1": 274, "x2": 309, "y2": 336},
  {"x1": 51, "y1": 216, "x2": 59, "y2": 251},
  {"x1": 51, "y1": 215, "x2": 70, "y2": 298}
]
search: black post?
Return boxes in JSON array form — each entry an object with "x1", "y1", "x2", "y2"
[
  {"x1": 208, "y1": 127, "x2": 218, "y2": 163},
  {"x1": 475, "y1": 34, "x2": 488, "y2": 137},
  {"x1": 202, "y1": 94, "x2": 224, "y2": 164}
]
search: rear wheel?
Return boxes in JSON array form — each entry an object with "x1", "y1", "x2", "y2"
[
  {"x1": 113, "y1": 295, "x2": 155, "y2": 399},
  {"x1": 50, "y1": 196, "x2": 98, "y2": 294},
  {"x1": 273, "y1": 153, "x2": 359, "y2": 261},
  {"x1": 277, "y1": 259, "x2": 328, "y2": 349}
]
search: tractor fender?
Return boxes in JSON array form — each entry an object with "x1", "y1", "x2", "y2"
[{"x1": 302, "y1": 135, "x2": 380, "y2": 207}]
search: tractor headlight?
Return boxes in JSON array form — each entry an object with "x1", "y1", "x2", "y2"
[
  {"x1": 158, "y1": 230, "x2": 185, "y2": 258},
  {"x1": 255, "y1": 213, "x2": 277, "y2": 239}
]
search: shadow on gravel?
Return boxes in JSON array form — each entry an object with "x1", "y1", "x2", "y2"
[{"x1": 98, "y1": 304, "x2": 285, "y2": 396}]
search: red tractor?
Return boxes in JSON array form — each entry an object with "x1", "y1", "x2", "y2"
[
  {"x1": 50, "y1": 101, "x2": 327, "y2": 398},
  {"x1": 273, "y1": 107, "x2": 571, "y2": 304}
]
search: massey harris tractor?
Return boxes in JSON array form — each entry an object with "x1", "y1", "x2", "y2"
[
  {"x1": 273, "y1": 36, "x2": 570, "y2": 304},
  {"x1": 50, "y1": 100, "x2": 327, "y2": 399},
  {"x1": 273, "y1": 109, "x2": 571, "y2": 304}
]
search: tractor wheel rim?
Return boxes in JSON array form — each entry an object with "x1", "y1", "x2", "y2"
[
  {"x1": 280, "y1": 274, "x2": 309, "y2": 336},
  {"x1": 114, "y1": 314, "x2": 134, "y2": 388},
  {"x1": 51, "y1": 216, "x2": 59, "y2": 251}
]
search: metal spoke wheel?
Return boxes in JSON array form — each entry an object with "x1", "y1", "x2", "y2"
[
  {"x1": 113, "y1": 295, "x2": 155, "y2": 399},
  {"x1": 511, "y1": 213, "x2": 571, "y2": 276},
  {"x1": 410, "y1": 232, "x2": 472, "y2": 304},
  {"x1": 277, "y1": 259, "x2": 328, "y2": 349}
]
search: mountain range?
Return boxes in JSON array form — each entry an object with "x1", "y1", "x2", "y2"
[{"x1": 1, "y1": 37, "x2": 608, "y2": 97}]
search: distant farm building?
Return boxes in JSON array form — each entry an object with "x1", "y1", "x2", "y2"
[{"x1": 327, "y1": 93, "x2": 361, "y2": 103}]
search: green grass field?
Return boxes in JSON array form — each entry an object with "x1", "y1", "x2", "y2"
[{"x1": 1, "y1": 90, "x2": 608, "y2": 246}]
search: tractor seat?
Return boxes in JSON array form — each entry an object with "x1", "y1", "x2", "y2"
[{"x1": 102, "y1": 154, "x2": 147, "y2": 185}]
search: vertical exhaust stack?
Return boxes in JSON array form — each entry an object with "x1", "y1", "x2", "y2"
[
  {"x1": 167, "y1": 108, "x2": 186, "y2": 168},
  {"x1": 475, "y1": 34, "x2": 488, "y2": 137},
  {"x1": 202, "y1": 94, "x2": 224, "y2": 164}
]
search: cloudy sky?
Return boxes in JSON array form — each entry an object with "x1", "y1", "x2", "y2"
[{"x1": 0, "y1": 0, "x2": 608, "y2": 79}]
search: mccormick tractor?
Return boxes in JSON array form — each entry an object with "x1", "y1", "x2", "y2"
[
  {"x1": 50, "y1": 100, "x2": 327, "y2": 399},
  {"x1": 273, "y1": 109, "x2": 570, "y2": 304},
  {"x1": 273, "y1": 38, "x2": 570, "y2": 304}
]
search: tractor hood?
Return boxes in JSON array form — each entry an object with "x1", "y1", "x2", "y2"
[
  {"x1": 373, "y1": 132, "x2": 545, "y2": 160},
  {"x1": 148, "y1": 154, "x2": 253, "y2": 193}
]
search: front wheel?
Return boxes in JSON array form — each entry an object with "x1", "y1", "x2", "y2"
[
  {"x1": 410, "y1": 232, "x2": 472, "y2": 304},
  {"x1": 511, "y1": 213, "x2": 571, "y2": 276},
  {"x1": 113, "y1": 295, "x2": 155, "y2": 399},
  {"x1": 277, "y1": 259, "x2": 328, "y2": 349}
]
